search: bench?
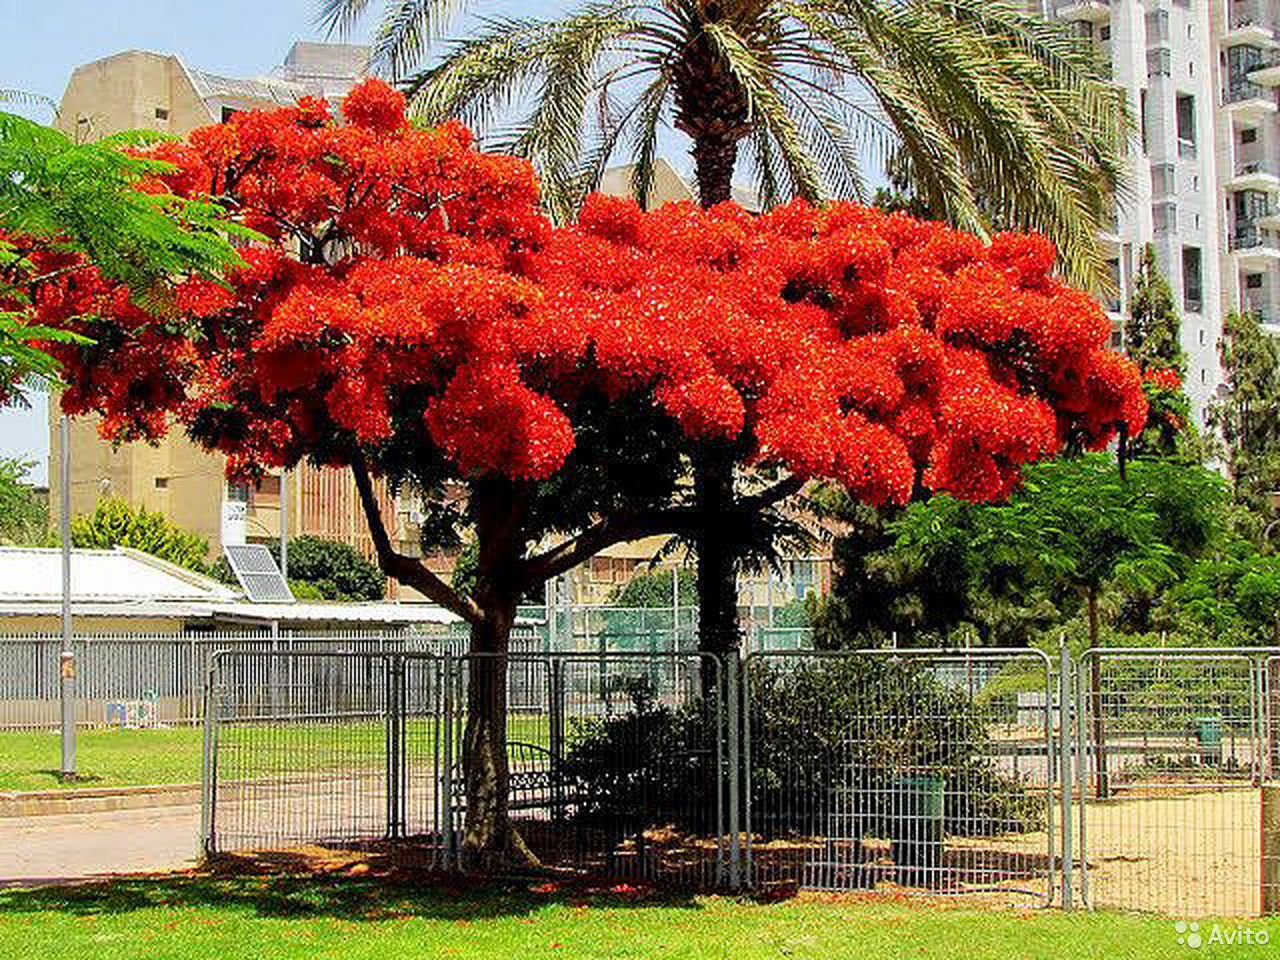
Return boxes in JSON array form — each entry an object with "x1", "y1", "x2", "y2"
[{"x1": 449, "y1": 740, "x2": 576, "y2": 814}]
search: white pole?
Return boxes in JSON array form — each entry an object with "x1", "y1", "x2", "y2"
[
  {"x1": 279, "y1": 470, "x2": 289, "y2": 581},
  {"x1": 671, "y1": 566, "x2": 679, "y2": 653},
  {"x1": 59, "y1": 414, "x2": 76, "y2": 779}
]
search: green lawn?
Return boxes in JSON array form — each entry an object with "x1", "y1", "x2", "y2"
[
  {"x1": 0, "y1": 875, "x2": 1264, "y2": 959},
  {"x1": 0, "y1": 716, "x2": 551, "y2": 793}
]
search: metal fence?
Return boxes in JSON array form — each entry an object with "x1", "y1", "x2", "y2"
[
  {"x1": 0, "y1": 609, "x2": 813, "y2": 731},
  {"x1": 200, "y1": 644, "x2": 1280, "y2": 916},
  {"x1": 1075, "y1": 648, "x2": 1271, "y2": 917}
]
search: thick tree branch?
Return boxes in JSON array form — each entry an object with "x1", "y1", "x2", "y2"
[
  {"x1": 350, "y1": 453, "x2": 483, "y2": 625},
  {"x1": 521, "y1": 506, "x2": 700, "y2": 587}
]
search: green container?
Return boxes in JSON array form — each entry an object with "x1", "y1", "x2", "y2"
[
  {"x1": 1196, "y1": 716, "x2": 1223, "y2": 765},
  {"x1": 889, "y1": 776, "x2": 946, "y2": 886}
]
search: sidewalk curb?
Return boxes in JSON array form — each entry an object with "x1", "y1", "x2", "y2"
[{"x1": 0, "y1": 783, "x2": 201, "y2": 818}]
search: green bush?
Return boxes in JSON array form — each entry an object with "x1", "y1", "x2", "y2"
[
  {"x1": 272, "y1": 536, "x2": 385, "y2": 601},
  {"x1": 561, "y1": 657, "x2": 1041, "y2": 841},
  {"x1": 71, "y1": 499, "x2": 209, "y2": 573}
]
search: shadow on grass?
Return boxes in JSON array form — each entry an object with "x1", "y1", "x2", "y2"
[{"x1": 0, "y1": 851, "x2": 707, "y2": 924}]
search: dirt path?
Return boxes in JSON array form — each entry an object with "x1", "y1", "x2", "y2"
[{"x1": 0, "y1": 804, "x2": 200, "y2": 888}]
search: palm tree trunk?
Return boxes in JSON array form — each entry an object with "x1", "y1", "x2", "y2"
[
  {"x1": 690, "y1": 127, "x2": 743, "y2": 666},
  {"x1": 694, "y1": 447, "x2": 740, "y2": 667},
  {"x1": 692, "y1": 130, "x2": 738, "y2": 207}
]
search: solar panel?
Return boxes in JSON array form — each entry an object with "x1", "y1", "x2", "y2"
[{"x1": 223, "y1": 544, "x2": 296, "y2": 603}]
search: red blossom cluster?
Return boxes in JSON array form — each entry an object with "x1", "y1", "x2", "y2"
[
  {"x1": 1142, "y1": 367, "x2": 1183, "y2": 392},
  {"x1": 33, "y1": 79, "x2": 1147, "y2": 506}
]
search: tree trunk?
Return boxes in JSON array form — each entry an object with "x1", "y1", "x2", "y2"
[
  {"x1": 461, "y1": 597, "x2": 536, "y2": 869},
  {"x1": 1086, "y1": 587, "x2": 1110, "y2": 800},
  {"x1": 692, "y1": 131, "x2": 738, "y2": 207},
  {"x1": 459, "y1": 481, "x2": 536, "y2": 869},
  {"x1": 694, "y1": 448, "x2": 740, "y2": 669}
]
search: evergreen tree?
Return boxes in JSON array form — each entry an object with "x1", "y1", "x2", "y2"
[
  {"x1": 1209, "y1": 311, "x2": 1280, "y2": 520},
  {"x1": 1123, "y1": 246, "x2": 1201, "y2": 460}
]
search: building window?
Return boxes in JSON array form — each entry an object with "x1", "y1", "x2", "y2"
[
  {"x1": 1176, "y1": 93, "x2": 1195, "y2": 146},
  {"x1": 1247, "y1": 273, "x2": 1264, "y2": 289},
  {"x1": 154, "y1": 107, "x2": 169, "y2": 121},
  {"x1": 1153, "y1": 200, "x2": 1177, "y2": 235},
  {"x1": 1201, "y1": 369, "x2": 1207, "y2": 384},
  {"x1": 1242, "y1": 127, "x2": 1259, "y2": 145},
  {"x1": 154, "y1": 477, "x2": 169, "y2": 489},
  {"x1": 220, "y1": 106, "x2": 239, "y2": 123},
  {"x1": 1181, "y1": 246, "x2": 1202, "y2": 312},
  {"x1": 1147, "y1": 48, "x2": 1171, "y2": 77},
  {"x1": 1100, "y1": 24, "x2": 1111, "y2": 41},
  {"x1": 1150, "y1": 162, "x2": 1175, "y2": 197},
  {"x1": 1199, "y1": 328, "x2": 1206, "y2": 345}
]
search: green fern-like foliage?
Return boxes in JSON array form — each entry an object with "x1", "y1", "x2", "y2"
[
  {"x1": 0, "y1": 109, "x2": 255, "y2": 398},
  {"x1": 321, "y1": 0, "x2": 1130, "y2": 289}
]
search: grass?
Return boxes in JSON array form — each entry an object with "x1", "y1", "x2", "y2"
[
  {"x1": 0, "y1": 874, "x2": 1264, "y2": 959},
  {"x1": 0, "y1": 716, "x2": 551, "y2": 793}
]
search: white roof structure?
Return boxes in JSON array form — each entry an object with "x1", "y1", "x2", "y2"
[
  {"x1": 0, "y1": 546, "x2": 237, "y2": 605},
  {"x1": 0, "y1": 547, "x2": 461, "y2": 627}
]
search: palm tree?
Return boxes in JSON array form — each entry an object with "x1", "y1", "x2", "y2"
[
  {"x1": 320, "y1": 0, "x2": 1128, "y2": 280},
  {"x1": 319, "y1": 0, "x2": 1132, "y2": 659}
]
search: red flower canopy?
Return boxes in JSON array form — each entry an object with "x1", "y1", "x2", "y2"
[{"x1": 25, "y1": 79, "x2": 1146, "y2": 507}]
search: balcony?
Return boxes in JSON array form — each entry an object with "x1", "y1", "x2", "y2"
[
  {"x1": 1225, "y1": 4, "x2": 1279, "y2": 48},
  {"x1": 1248, "y1": 50, "x2": 1280, "y2": 85},
  {"x1": 1231, "y1": 224, "x2": 1280, "y2": 266},
  {"x1": 1224, "y1": 81, "x2": 1278, "y2": 120},
  {"x1": 1229, "y1": 161, "x2": 1280, "y2": 193},
  {"x1": 1056, "y1": 0, "x2": 1111, "y2": 23}
]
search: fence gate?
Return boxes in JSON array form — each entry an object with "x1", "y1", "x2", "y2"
[
  {"x1": 1075, "y1": 649, "x2": 1268, "y2": 917},
  {"x1": 203, "y1": 649, "x2": 728, "y2": 885},
  {"x1": 742, "y1": 648, "x2": 1060, "y2": 905}
]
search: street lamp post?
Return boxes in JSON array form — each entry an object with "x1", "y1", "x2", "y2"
[{"x1": 59, "y1": 414, "x2": 76, "y2": 780}]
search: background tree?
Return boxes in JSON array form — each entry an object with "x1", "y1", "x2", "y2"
[
  {"x1": 70, "y1": 498, "x2": 211, "y2": 574},
  {"x1": 322, "y1": 0, "x2": 1132, "y2": 657},
  {"x1": 0, "y1": 457, "x2": 48, "y2": 545},
  {"x1": 1122, "y1": 246, "x2": 1200, "y2": 460},
  {"x1": 608, "y1": 566, "x2": 697, "y2": 608},
  {"x1": 269, "y1": 536, "x2": 386, "y2": 601},
  {"x1": 37, "y1": 85, "x2": 1147, "y2": 864},
  {"x1": 1209, "y1": 310, "x2": 1280, "y2": 522}
]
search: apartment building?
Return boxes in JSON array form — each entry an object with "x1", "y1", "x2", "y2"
[{"x1": 1047, "y1": 0, "x2": 1225, "y2": 421}]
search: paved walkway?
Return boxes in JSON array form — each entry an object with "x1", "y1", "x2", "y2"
[{"x1": 0, "y1": 804, "x2": 200, "y2": 888}]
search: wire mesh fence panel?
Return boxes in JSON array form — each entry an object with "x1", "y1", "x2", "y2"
[
  {"x1": 206, "y1": 649, "x2": 428, "y2": 853},
  {"x1": 1077, "y1": 650, "x2": 1263, "y2": 917},
  {"x1": 435, "y1": 653, "x2": 726, "y2": 886},
  {"x1": 744, "y1": 649, "x2": 1056, "y2": 904}
]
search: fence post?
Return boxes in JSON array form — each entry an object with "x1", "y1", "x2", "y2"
[
  {"x1": 1059, "y1": 641, "x2": 1074, "y2": 909},
  {"x1": 200, "y1": 657, "x2": 219, "y2": 857},
  {"x1": 549, "y1": 659, "x2": 566, "y2": 822},
  {"x1": 726, "y1": 650, "x2": 742, "y2": 891},
  {"x1": 1075, "y1": 655, "x2": 1091, "y2": 909},
  {"x1": 442, "y1": 650, "x2": 456, "y2": 869},
  {"x1": 385, "y1": 653, "x2": 406, "y2": 840}
]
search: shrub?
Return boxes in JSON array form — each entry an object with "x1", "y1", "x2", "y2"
[
  {"x1": 561, "y1": 657, "x2": 1041, "y2": 841},
  {"x1": 71, "y1": 498, "x2": 209, "y2": 573},
  {"x1": 270, "y1": 536, "x2": 385, "y2": 601}
]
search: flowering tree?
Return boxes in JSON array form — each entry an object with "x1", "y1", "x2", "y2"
[{"x1": 30, "y1": 81, "x2": 1147, "y2": 863}]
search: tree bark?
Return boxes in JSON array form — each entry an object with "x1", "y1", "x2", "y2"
[
  {"x1": 694, "y1": 448, "x2": 740, "y2": 668},
  {"x1": 461, "y1": 596, "x2": 536, "y2": 868},
  {"x1": 458, "y1": 480, "x2": 537, "y2": 869},
  {"x1": 691, "y1": 131, "x2": 739, "y2": 207},
  {"x1": 1086, "y1": 586, "x2": 1110, "y2": 799}
]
